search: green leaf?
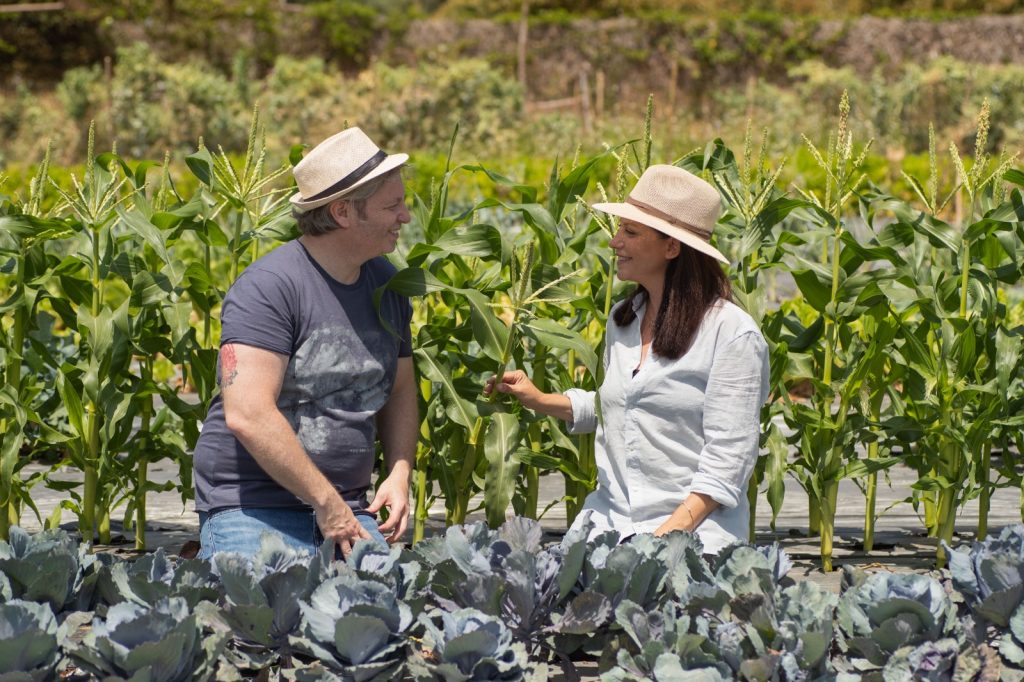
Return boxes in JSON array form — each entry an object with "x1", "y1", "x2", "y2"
[
  {"x1": 791, "y1": 267, "x2": 833, "y2": 312},
  {"x1": 550, "y1": 154, "x2": 607, "y2": 222},
  {"x1": 56, "y1": 373, "x2": 86, "y2": 443},
  {"x1": 430, "y1": 223, "x2": 503, "y2": 262},
  {"x1": 414, "y1": 348, "x2": 478, "y2": 430},
  {"x1": 129, "y1": 270, "x2": 173, "y2": 308},
  {"x1": 185, "y1": 148, "x2": 215, "y2": 187},
  {"x1": 838, "y1": 457, "x2": 901, "y2": 481},
  {"x1": 521, "y1": 318, "x2": 598, "y2": 380},
  {"x1": 463, "y1": 289, "x2": 508, "y2": 363},
  {"x1": 483, "y1": 413, "x2": 521, "y2": 528},
  {"x1": 514, "y1": 447, "x2": 589, "y2": 484},
  {"x1": 1003, "y1": 168, "x2": 1024, "y2": 187},
  {"x1": 332, "y1": 615, "x2": 393, "y2": 665},
  {"x1": 738, "y1": 198, "x2": 808, "y2": 258},
  {"x1": 384, "y1": 268, "x2": 449, "y2": 296}
]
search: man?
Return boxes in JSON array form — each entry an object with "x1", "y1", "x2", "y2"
[{"x1": 193, "y1": 127, "x2": 417, "y2": 559}]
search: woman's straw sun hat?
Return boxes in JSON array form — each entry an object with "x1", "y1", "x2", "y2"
[{"x1": 593, "y1": 164, "x2": 727, "y2": 264}]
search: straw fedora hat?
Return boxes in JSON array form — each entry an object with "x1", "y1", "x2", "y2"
[
  {"x1": 593, "y1": 164, "x2": 727, "y2": 264},
  {"x1": 290, "y1": 127, "x2": 408, "y2": 211}
]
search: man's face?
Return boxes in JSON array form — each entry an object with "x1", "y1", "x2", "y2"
[{"x1": 352, "y1": 174, "x2": 411, "y2": 257}]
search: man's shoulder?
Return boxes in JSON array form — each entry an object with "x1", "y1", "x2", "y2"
[
  {"x1": 241, "y1": 241, "x2": 306, "y2": 275},
  {"x1": 232, "y1": 242, "x2": 311, "y2": 288}
]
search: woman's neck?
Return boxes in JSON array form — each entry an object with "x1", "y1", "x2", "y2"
[{"x1": 643, "y1": 280, "x2": 664, "y2": 319}]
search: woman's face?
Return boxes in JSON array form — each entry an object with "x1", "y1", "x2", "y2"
[{"x1": 609, "y1": 218, "x2": 680, "y2": 287}]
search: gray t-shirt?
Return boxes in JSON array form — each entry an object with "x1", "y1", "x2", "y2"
[{"x1": 193, "y1": 240, "x2": 413, "y2": 514}]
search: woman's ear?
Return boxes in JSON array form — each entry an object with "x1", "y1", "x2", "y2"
[{"x1": 664, "y1": 238, "x2": 681, "y2": 260}]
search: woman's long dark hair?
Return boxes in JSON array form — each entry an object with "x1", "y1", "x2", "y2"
[{"x1": 612, "y1": 240, "x2": 732, "y2": 359}]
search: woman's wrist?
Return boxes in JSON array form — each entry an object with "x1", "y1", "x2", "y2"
[
  {"x1": 680, "y1": 503, "x2": 696, "y2": 530},
  {"x1": 536, "y1": 392, "x2": 573, "y2": 421}
]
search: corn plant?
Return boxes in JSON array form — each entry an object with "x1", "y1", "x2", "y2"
[
  {"x1": 782, "y1": 91, "x2": 895, "y2": 571},
  {"x1": 113, "y1": 167, "x2": 204, "y2": 550},
  {"x1": 0, "y1": 145, "x2": 76, "y2": 540},
  {"x1": 389, "y1": 127, "x2": 604, "y2": 534},
  {"x1": 681, "y1": 125, "x2": 799, "y2": 541},
  {"x1": 183, "y1": 107, "x2": 293, "y2": 407},
  {"x1": 944, "y1": 101, "x2": 1021, "y2": 546},
  {"x1": 46, "y1": 125, "x2": 139, "y2": 543},
  {"x1": 879, "y1": 103, "x2": 1023, "y2": 566}
]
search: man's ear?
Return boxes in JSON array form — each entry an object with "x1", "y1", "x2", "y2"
[{"x1": 328, "y1": 199, "x2": 353, "y2": 229}]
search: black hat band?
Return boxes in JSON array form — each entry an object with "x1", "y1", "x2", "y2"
[{"x1": 307, "y1": 149, "x2": 389, "y2": 202}]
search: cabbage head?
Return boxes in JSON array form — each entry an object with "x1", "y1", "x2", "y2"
[
  {"x1": 408, "y1": 607, "x2": 543, "y2": 681},
  {"x1": 835, "y1": 569, "x2": 963, "y2": 677},
  {"x1": 65, "y1": 596, "x2": 225, "y2": 682},
  {"x1": 0, "y1": 599, "x2": 61, "y2": 681}
]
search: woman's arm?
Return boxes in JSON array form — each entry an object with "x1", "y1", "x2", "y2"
[
  {"x1": 486, "y1": 370, "x2": 574, "y2": 421},
  {"x1": 654, "y1": 493, "x2": 720, "y2": 536}
]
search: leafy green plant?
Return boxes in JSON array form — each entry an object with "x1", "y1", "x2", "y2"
[
  {"x1": 47, "y1": 124, "x2": 138, "y2": 545},
  {"x1": 879, "y1": 102, "x2": 1024, "y2": 565},
  {"x1": 289, "y1": 572, "x2": 414, "y2": 680},
  {"x1": 213, "y1": 534, "x2": 313, "y2": 669},
  {"x1": 66, "y1": 596, "x2": 226, "y2": 682},
  {"x1": 0, "y1": 599, "x2": 62, "y2": 681},
  {"x1": 782, "y1": 91, "x2": 908, "y2": 572},
  {"x1": 410, "y1": 517, "x2": 612, "y2": 674},
  {"x1": 0, "y1": 526, "x2": 98, "y2": 614},
  {"x1": 408, "y1": 608, "x2": 545, "y2": 681},
  {"x1": 389, "y1": 129, "x2": 601, "y2": 533},
  {"x1": 325, "y1": 539, "x2": 428, "y2": 614},
  {"x1": 0, "y1": 144, "x2": 75, "y2": 540},
  {"x1": 602, "y1": 600, "x2": 727, "y2": 681},
  {"x1": 946, "y1": 525, "x2": 1024, "y2": 628},
  {"x1": 96, "y1": 548, "x2": 221, "y2": 612},
  {"x1": 833, "y1": 568, "x2": 975, "y2": 680},
  {"x1": 880, "y1": 638, "x2": 986, "y2": 682}
]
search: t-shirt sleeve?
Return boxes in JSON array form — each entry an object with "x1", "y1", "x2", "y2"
[
  {"x1": 399, "y1": 297, "x2": 413, "y2": 358},
  {"x1": 219, "y1": 267, "x2": 296, "y2": 356}
]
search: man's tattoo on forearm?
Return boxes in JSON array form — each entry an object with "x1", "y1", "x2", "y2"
[{"x1": 218, "y1": 344, "x2": 239, "y2": 388}]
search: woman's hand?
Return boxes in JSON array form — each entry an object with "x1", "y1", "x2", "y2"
[
  {"x1": 484, "y1": 370, "x2": 574, "y2": 420},
  {"x1": 485, "y1": 370, "x2": 542, "y2": 408}
]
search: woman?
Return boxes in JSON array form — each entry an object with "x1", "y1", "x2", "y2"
[{"x1": 489, "y1": 164, "x2": 769, "y2": 554}]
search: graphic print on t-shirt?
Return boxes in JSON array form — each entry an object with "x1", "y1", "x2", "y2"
[{"x1": 278, "y1": 325, "x2": 395, "y2": 453}]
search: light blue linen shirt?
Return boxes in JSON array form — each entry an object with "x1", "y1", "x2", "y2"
[{"x1": 564, "y1": 297, "x2": 769, "y2": 554}]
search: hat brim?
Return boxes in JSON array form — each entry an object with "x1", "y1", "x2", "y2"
[
  {"x1": 592, "y1": 201, "x2": 729, "y2": 264},
  {"x1": 290, "y1": 153, "x2": 409, "y2": 211}
]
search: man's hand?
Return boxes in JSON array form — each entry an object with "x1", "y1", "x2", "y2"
[
  {"x1": 315, "y1": 497, "x2": 373, "y2": 558},
  {"x1": 366, "y1": 468, "x2": 410, "y2": 544}
]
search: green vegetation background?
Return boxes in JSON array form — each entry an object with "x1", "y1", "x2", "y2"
[{"x1": 2, "y1": 1, "x2": 1023, "y2": 203}]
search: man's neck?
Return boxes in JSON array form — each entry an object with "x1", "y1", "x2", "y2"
[{"x1": 298, "y1": 233, "x2": 364, "y2": 284}]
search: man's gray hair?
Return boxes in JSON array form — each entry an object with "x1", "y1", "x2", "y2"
[{"x1": 293, "y1": 167, "x2": 403, "y2": 237}]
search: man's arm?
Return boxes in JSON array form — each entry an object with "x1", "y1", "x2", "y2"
[
  {"x1": 368, "y1": 356, "x2": 417, "y2": 543},
  {"x1": 219, "y1": 342, "x2": 371, "y2": 555}
]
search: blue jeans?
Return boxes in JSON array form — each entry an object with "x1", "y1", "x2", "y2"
[{"x1": 197, "y1": 506, "x2": 386, "y2": 560}]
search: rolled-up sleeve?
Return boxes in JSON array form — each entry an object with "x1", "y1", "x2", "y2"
[
  {"x1": 690, "y1": 331, "x2": 770, "y2": 508},
  {"x1": 563, "y1": 388, "x2": 597, "y2": 434}
]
